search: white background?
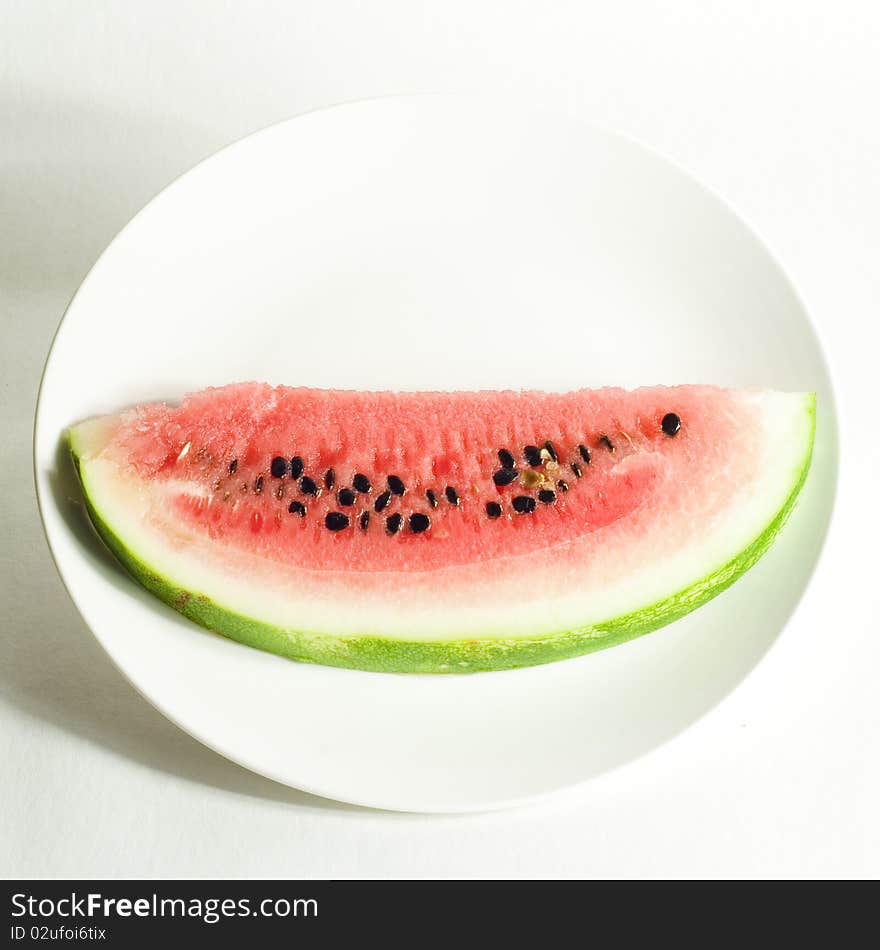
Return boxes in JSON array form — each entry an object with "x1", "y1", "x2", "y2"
[{"x1": 2, "y1": 0, "x2": 878, "y2": 878}]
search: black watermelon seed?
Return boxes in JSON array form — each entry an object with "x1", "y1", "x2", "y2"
[
  {"x1": 325, "y1": 512, "x2": 350, "y2": 532},
  {"x1": 493, "y1": 468, "x2": 519, "y2": 487},
  {"x1": 290, "y1": 456, "x2": 304, "y2": 479},
  {"x1": 409, "y1": 512, "x2": 431, "y2": 533},
  {"x1": 288, "y1": 500, "x2": 306, "y2": 517},
  {"x1": 578, "y1": 444, "x2": 591, "y2": 464},
  {"x1": 228, "y1": 459, "x2": 238, "y2": 475},
  {"x1": 353, "y1": 473, "x2": 371, "y2": 493},
  {"x1": 512, "y1": 495, "x2": 537, "y2": 514},
  {"x1": 270, "y1": 456, "x2": 289, "y2": 478},
  {"x1": 386, "y1": 513, "x2": 403, "y2": 535},
  {"x1": 544, "y1": 440, "x2": 558, "y2": 462},
  {"x1": 538, "y1": 489, "x2": 557, "y2": 505},
  {"x1": 359, "y1": 511, "x2": 370, "y2": 530},
  {"x1": 498, "y1": 448, "x2": 515, "y2": 469},
  {"x1": 324, "y1": 468, "x2": 335, "y2": 490},
  {"x1": 445, "y1": 486, "x2": 460, "y2": 506},
  {"x1": 524, "y1": 445, "x2": 542, "y2": 467},
  {"x1": 374, "y1": 490, "x2": 392, "y2": 512},
  {"x1": 425, "y1": 489, "x2": 438, "y2": 509},
  {"x1": 486, "y1": 501, "x2": 502, "y2": 519},
  {"x1": 571, "y1": 462, "x2": 583, "y2": 478},
  {"x1": 599, "y1": 435, "x2": 614, "y2": 452},
  {"x1": 337, "y1": 488, "x2": 356, "y2": 506},
  {"x1": 558, "y1": 480, "x2": 569, "y2": 492},
  {"x1": 254, "y1": 475, "x2": 264, "y2": 493},
  {"x1": 299, "y1": 475, "x2": 319, "y2": 496},
  {"x1": 388, "y1": 475, "x2": 406, "y2": 496},
  {"x1": 662, "y1": 412, "x2": 681, "y2": 436}
]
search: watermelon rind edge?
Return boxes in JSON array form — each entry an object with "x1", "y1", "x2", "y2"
[{"x1": 67, "y1": 393, "x2": 815, "y2": 674}]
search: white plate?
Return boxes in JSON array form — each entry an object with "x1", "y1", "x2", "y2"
[{"x1": 34, "y1": 96, "x2": 838, "y2": 812}]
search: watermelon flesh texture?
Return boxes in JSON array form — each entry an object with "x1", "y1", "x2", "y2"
[{"x1": 69, "y1": 384, "x2": 815, "y2": 673}]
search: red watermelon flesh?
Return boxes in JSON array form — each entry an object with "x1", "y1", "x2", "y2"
[{"x1": 68, "y1": 383, "x2": 815, "y2": 673}]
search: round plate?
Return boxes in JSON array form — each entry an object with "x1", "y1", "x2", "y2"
[{"x1": 34, "y1": 96, "x2": 837, "y2": 812}]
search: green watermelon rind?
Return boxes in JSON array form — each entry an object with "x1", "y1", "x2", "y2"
[{"x1": 68, "y1": 395, "x2": 815, "y2": 674}]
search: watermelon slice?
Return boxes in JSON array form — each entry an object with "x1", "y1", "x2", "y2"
[{"x1": 68, "y1": 383, "x2": 815, "y2": 673}]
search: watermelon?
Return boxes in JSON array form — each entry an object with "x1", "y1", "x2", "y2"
[{"x1": 68, "y1": 383, "x2": 815, "y2": 673}]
